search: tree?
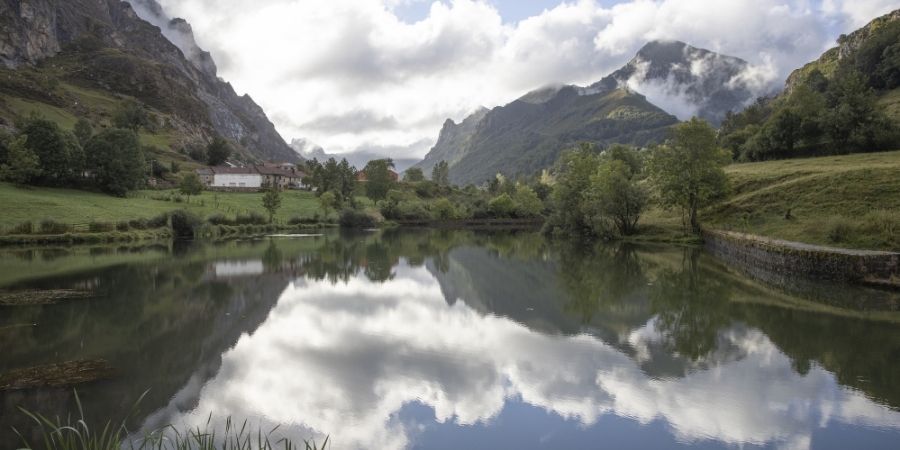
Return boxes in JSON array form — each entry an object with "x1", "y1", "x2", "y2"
[
  {"x1": 363, "y1": 159, "x2": 396, "y2": 201},
  {"x1": 0, "y1": 136, "x2": 41, "y2": 184},
  {"x1": 545, "y1": 143, "x2": 601, "y2": 235},
  {"x1": 432, "y1": 197, "x2": 457, "y2": 220},
  {"x1": 647, "y1": 118, "x2": 730, "y2": 233},
  {"x1": 206, "y1": 137, "x2": 232, "y2": 166},
  {"x1": 431, "y1": 160, "x2": 450, "y2": 186},
  {"x1": 337, "y1": 158, "x2": 357, "y2": 203},
  {"x1": 823, "y1": 69, "x2": 891, "y2": 152},
  {"x1": 403, "y1": 167, "x2": 425, "y2": 182},
  {"x1": 73, "y1": 118, "x2": 93, "y2": 146},
  {"x1": 586, "y1": 159, "x2": 647, "y2": 236},
  {"x1": 488, "y1": 193, "x2": 516, "y2": 218},
  {"x1": 513, "y1": 185, "x2": 543, "y2": 218},
  {"x1": 179, "y1": 172, "x2": 203, "y2": 198},
  {"x1": 318, "y1": 191, "x2": 337, "y2": 217},
  {"x1": 113, "y1": 99, "x2": 150, "y2": 132},
  {"x1": 262, "y1": 185, "x2": 282, "y2": 223},
  {"x1": 84, "y1": 129, "x2": 146, "y2": 196},
  {"x1": 21, "y1": 118, "x2": 72, "y2": 185}
]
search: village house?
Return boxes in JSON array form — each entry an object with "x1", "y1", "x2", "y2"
[{"x1": 195, "y1": 164, "x2": 308, "y2": 191}]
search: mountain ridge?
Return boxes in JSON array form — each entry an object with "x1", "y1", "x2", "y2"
[{"x1": 0, "y1": 0, "x2": 298, "y2": 163}]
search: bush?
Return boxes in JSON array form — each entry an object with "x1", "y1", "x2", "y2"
[
  {"x1": 488, "y1": 194, "x2": 517, "y2": 218},
  {"x1": 88, "y1": 221, "x2": 115, "y2": 233},
  {"x1": 147, "y1": 213, "x2": 169, "y2": 229},
  {"x1": 288, "y1": 216, "x2": 320, "y2": 225},
  {"x1": 116, "y1": 221, "x2": 130, "y2": 232},
  {"x1": 235, "y1": 211, "x2": 267, "y2": 225},
  {"x1": 9, "y1": 221, "x2": 33, "y2": 235},
  {"x1": 128, "y1": 218, "x2": 148, "y2": 230},
  {"x1": 432, "y1": 198, "x2": 457, "y2": 220},
  {"x1": 39, "y1": 219, "x2": 70, "y2": 234},
  {"x1": 207, "y1": 213, "x2": 232, "y2": 226},
  {"x1": 825, "y1": 216, "x2": 854, "y2": 243},
  {"x1": 339, "y1": 209, "x2": 378, "y2": 228},
  {"x1": 170, "y1": 210, "x2": 201, "y2": 239}
]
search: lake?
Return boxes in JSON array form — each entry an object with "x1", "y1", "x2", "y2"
[{"x1": 1, "y1": 229, "x2": 899, "y2": 449}]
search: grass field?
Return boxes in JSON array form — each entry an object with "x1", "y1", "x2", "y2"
[
  {"x1": 0, "y1": 183, "x2": 328, "y2": 229},
  {"x1": 703, "y1": 150, "x2": 900, "y2": 251}
]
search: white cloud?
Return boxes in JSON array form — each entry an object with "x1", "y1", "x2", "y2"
[
  {"x1": 146, "y1": 0, "x2": 897, "y2": 158},
  {"x1": 142, "y1": 264, "x2": 900, "y2": 450}
]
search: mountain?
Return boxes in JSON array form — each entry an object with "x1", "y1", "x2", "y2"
[
  {"x1": 290, "y1": 138, "x2": 418, "y2": 172},
  {"x1": 411, "y1": 107, "x2": 488, "y2": 177},
  {"x1": 590, "y1": 40, "x2": 756, "y2": 125},
  {"x1": 414, "y1": 40, "x2": 757, "y2": 186},
  {"x1": 0, "y1": 0, "x2": 297, "y2": 163}
]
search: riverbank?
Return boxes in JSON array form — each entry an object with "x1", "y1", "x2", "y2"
[{"x1": 704, "y1": 229, "x2": 900, "y2": 289}]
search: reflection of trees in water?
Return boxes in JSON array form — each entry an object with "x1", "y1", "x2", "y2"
[
  {"x1": 557, "y1": 241, "x2": 648, "y2": 324},
  {"x1": 649, "y1": 249, "x2": 733, "y2": 361}
]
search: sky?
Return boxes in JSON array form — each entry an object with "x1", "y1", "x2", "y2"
[{"x1": 144, "y1": 0, "x2": 899, "y2": 160}]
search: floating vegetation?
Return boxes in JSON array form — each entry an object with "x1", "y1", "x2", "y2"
[
  {"x1": 0, "y1": 289, "x2": 92, "y2": 306},
  {"x1": 0, "y1": 359, "x2": 116, "y2": 391}
]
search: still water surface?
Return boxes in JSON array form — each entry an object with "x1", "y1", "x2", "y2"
[{"x1": 1, "y1": 230, "x2": 899, "y2": 449}]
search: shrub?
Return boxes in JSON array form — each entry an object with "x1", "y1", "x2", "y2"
[
  {"x1": 128, "y1": 218, "x2": 148, "y2": 230},
  {"x1": 9, "y1": 221, "x2": 33, "y2": 235},
  {"x1": 116, "y1": 221, "x2": 130, "y2": 232},
  {"x1": 207, "y1": 213, "x2": 232, "y2": 226},
  {"x1": 432, "y1": 198, "x2": 457, "y2": 220},
  {"x1": 170, "y1": 210, "x2": 201, "y2": 239},
  {"x1": 339, "y1": 208, "x2": 378, "y2": 228},
  {"x1": 488, "y1": 194, "x2": 516, "y2": 218},
  {"x1": 147, "y1": 213, "x2": 169, "y2": 229},
  {"x1": 825, "y1": 216, "x2": 854, "y2": 243},
  {"x1": 39, "y1": 219, "x2": 70, "y2": 234},
  {"x1": 89, "y1": 221, "x2": 115, "y2": 233},
  {"x1": 235, "y1": 211, "x2": 267, "y2": 225},
  {"x1": 288, "y1": 216, "x2": 319, "y2": 225}
]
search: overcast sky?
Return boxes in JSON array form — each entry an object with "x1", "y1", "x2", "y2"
[{"x1": 150, "y1": 0, "x2": 898, "y2": 159}]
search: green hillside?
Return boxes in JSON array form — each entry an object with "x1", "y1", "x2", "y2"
[{"x1": 704, "y1": 150, "x2": 900, "y2": 250}]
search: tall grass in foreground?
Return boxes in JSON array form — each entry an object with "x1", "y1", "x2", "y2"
[{"x1": 12, "y1": 391, "x2": 328, "y2": 450}]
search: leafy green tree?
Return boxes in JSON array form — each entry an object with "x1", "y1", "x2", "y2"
[
  {"x1": 431, "y1": 160, "x2": 450, "y2": 186},
  {"x1": 513, "y1": 185, "x2": 543, "y2": 218},
  {"x1": 337, "y1": 158, "x2": 357, "y2": 202},
  {"x1": 432, "y1": 197, "x2": 457, "y2": 220},
  {"x1": 363, "y1": 159, "x2": 396, "y2": 201},
  {"x1": 21, "y1": 118, "x2": 72, "y2": 184},
  {"x1": 586, "y1": 159, "x2": 647, "y2": 236},
  {"x1": 170, "y1": 161, "x2": 180, "y2": 174},
  {"x1": 488, "y1": 193, "x2": 516, "y2": 218},
  {"x1": 318, "y1": 191, "x2": 337, "y2": 217},
  {"x1": 403, "y1": 167, "x2": 425, "y2": 182},
  {"x1": 84, "y1": 129, "x2": 146, "y2": 196},
  {"x1": 179, "y1": 172, "x2": 203, "y2": 198},
  {"x1": 647, "y1": 118, "x2": 730, "y2": 233},
  {"x1": 206, "y1": 137, "x2": 232, "y2": 166},
  {"x1": 824, "y1": 69, "x2": 892, "y2": 152},
  {"x1": 73, "y1": 118, "x2": 93, "y2": 146},
  {"x1": 0, "y1": 136, "x2": 41, "y2": 184},
  {"x1": 545, "y1": 143, "x2": 601, "y2": 235},
  {"x1": 262, "y1": 185, "x2": 282, "y2": 223},
  {"x1": 113, "y1": 99, "x2": 150, "y2": 132}
]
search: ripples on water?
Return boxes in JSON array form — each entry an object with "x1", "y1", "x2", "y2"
[{"x1": 1, "y1": 230, "x2": 898, "y2": 449}]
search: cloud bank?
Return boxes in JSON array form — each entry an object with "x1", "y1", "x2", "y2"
[
  {"x1": 144, "y1": 0, "x2": 897, "y2": 160},
  {"x1": 146, "y1": 264, "x2": 900, "y2": 450}
]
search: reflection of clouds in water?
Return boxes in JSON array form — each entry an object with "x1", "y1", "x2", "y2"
[{"x1": 159, "y1": 265, "x2": 900, "y2": 450}]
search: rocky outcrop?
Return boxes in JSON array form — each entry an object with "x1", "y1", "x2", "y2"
[
  {"x1": 0, "y1": 0, "x2": 297, "y2": 162},
  {"x1": 411, "y1": 106, "x2": 488, "y2": 177}
]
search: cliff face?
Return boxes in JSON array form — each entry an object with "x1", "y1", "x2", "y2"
[
  {"x1": 411, "y1": 107, "x2": 488, "y2": 177},
  {"x1": 0, "y1": 0, "x2": 297, "y2": 162}
]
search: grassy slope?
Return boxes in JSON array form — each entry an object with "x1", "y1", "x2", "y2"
[
  {"x1": 704, "y1": 150, "x2": 900, "y2": 251},
  {"x1": 0, "y1": 183, "x2": 323, "y2": 228}
]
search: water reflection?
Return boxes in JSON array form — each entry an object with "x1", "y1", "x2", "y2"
[{"x1": 1, "y1": 231, "x2": 899, "y2": 449}]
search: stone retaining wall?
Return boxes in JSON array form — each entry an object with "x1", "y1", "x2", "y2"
[{"x1": 703, "y1": 230, "x2": 899, "y2": 288}]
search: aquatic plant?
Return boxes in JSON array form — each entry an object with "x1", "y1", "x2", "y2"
[{"x1": 13, "y1": 390, "x2": 328, "y2": 450}]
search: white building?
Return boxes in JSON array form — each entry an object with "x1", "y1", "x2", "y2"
[{"x1": 206, "y1": 167, "x2": 262, "y2": 189}]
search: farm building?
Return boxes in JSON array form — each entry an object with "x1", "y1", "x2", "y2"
[{"x1": 195, "y1": 165, "x2": 307, "y2": 190}]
